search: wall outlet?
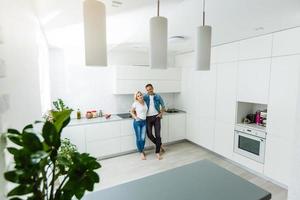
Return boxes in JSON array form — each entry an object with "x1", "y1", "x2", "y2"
[
  {"x1": 0, "y1": 59, "x2": 6, "y2": 78},
  {"x1": 0, "y1": 94, "x2": 9, "y2": 114}
]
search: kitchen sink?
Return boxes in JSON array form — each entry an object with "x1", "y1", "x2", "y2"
[
  {"x1": 117, "y1": 113, "x2": 132, "y2": 119},
  {"x1": 165, "y1": 109, "x2": 180, "y2": 113}
]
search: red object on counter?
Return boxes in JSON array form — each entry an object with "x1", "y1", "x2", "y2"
[{"x1": 104, "y1": 114, "x2": 111, "y2": 119}]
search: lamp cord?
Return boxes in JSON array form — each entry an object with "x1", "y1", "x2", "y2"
[
  {"x1": 157, "y1": 0, "x2": 160, "y2": 16},
  {"x1": 203, "y1": 0, "x2": 205, "y2": 26}
]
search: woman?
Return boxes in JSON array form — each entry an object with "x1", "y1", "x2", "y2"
[{"x1": 130, "y1": 91, "x2": 148, "y2": 160}]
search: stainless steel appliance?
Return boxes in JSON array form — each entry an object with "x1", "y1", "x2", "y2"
[{"x1": 234, "y1": 124, "x2": 266, "y2": 164}]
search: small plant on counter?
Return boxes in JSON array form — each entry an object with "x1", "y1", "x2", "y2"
[{"x1": 4, "y1": 101, "x2": 101, "y2": 200}]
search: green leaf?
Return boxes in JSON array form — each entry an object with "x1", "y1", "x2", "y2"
[
  {"x1": 30, "y1": 151, "x2": 48, "y2": 164},
  {"x1": 7, "y1": 129, "x2": 21, "y2": 135},
  {"x1": 22, "y1": 124, "x2": 33, "y2": 133},
  {"x1": 74, "y1": 187, "x2": 85, "y2": 199},
  {"x1": 22, "y1": 132, "x2": 43, "y2": 152},
  {"x1": 4, "y1": 170, "x2": 24, "y2": 183},
  {"x1": 7, "y1": 184, "x2": 33, "y2": 197},
  {"x1": 7, "y1": 147, "x2": 19, "y2": 155},
  {"x1": 7, "y1": 135, "x2": 22, "y2": 146},
  {"x1": 51, "y1": 109, "x2": 72, "y2": 133},
  {"x1": 42, "y1": 121, "x2": 60, "y2": 148}
]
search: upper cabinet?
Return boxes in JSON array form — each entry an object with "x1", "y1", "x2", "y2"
[
  {"x1": 272, "y1": 27, "x2": 300, "y2": 56},
  {"x1": 239, "y1": 35, "x2": 273, "y2": 60},
  {"x1": 237, "y1": 58, "x2": 271, "y2": 104},
  {"x1": 213, "y1": 42, "x2": 239, "y2": 63},
  {"x1": 113, "y1": 66, "x2": 181, "y2": 94}
]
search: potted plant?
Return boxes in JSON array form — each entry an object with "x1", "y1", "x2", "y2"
[{"x1": 4, "y1": 99, "x2": 101, "y2": 200}]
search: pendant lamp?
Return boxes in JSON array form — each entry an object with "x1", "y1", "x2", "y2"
[
  {"x1": 83, "y1": 0, "x2": 107, "y2": 66},
  {"x1": 150, "y1": 0, "x2": 168, "y2": 69},
  {"x1": 196, "y1": 0, "x2": 212, "y2": 71}
]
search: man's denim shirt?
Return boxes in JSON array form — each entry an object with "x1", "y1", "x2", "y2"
[{"x1": 144, "y1": 94, "x2": 165, "y2": 113}]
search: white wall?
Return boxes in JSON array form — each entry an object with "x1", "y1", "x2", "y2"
[
  {"x1": 288, "y1": 74, "x2": 300, "y2": 200},
  {"x1": 48, "y1": 48, "x2": 176, "y2": 118},
  {"x1": 0, "y1": 0, "x2": 49, "y2": 197}
]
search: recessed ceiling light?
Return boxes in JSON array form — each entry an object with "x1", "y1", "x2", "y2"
[
  {"x1": 254, "y1": 27, "x2": 264, "y2": 31},
  {"x1": 112, "y1": 0, "x2": 122, "y2": 7},
  {"x1": 168, "y1": 35, "x2": 186, "y2": 42}
]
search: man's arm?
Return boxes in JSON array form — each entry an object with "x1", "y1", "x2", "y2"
[{"x1": 158, "y1": 95, "x2": 165, "y2": 117}]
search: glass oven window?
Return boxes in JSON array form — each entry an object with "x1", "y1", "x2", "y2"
[{"x1": 238, "y1": 135, "x2": 260, "y2": 155}]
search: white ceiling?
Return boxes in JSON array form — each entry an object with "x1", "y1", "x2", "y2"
[{"x1": 34, "y1": 0, "x2": 300, "y2": 54}]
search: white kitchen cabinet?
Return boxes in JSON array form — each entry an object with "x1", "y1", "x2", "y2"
[
  {"x1": 121, "y1": 120, "x2": 134, "y2": 136},
  {"x1": 237, "y1": 58, "x2": 271, "y2": 104},
  {"x1": 196, "y1": 66, "x2": 217, "y2": 118},
  {"x1": 114, "y1": 79, "x2": 181, "y2": 94},
  {"x1": 214, "y1": 42, "x2": 239, "y2": 63},
  {"x1": 194, "y1": 117, "x2": 215, "y2": 151},
  {"x1": 161, "y1": 115, "x2": 169, "y2": 143},
  {"x1": 120, "y1": 135, "x2": 136, "y2": 152},
  {"x1": 87, "y1": 138, "x2": 121, "y2": 158},
  {"x1": 272, "y1": 27, "x2": 300, "y2": 56},
  {"x1": 267, "y1": 55, "x2": 300, "y2": 140},
  {"x1": 168, "y1": 114, "x2": 186, "y2": 142},
  {"x1": 239, "y1": 35, "x2": 273, "y2": 60},
  {"x1": 62, "y1": 126, "x2": 86, "y2": 153},
  {"x1": 113, "y1": 66, "x2": 181, "y2": 94},
  {"x1": 264, "y1": 137, "x2": 292, "y2": 186},
  {"x1": 264, "y1": 55, "x2": 300, "y2": 186},
  {"x1": 214, "y1": 122, "x2": 234, "y2": 160},
  {"x1": 85, "y1": 121, "x2": 121, "y2": 142},
  {"x1": 215, "y1": 62, "x2": 238, "y2": 123}
]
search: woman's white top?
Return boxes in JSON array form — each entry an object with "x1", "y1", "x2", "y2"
[{"x1": 132, "y1": 101, "x2": 148, "y2": 120}]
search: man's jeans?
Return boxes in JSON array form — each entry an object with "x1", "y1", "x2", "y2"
[{"x1": 133, "y1": 119, "x2": 146, "y2": 153}]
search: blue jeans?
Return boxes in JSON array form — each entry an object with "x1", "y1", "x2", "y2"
[{"x1": 133, "y1": 119, "x2": 146, "y2": 153}]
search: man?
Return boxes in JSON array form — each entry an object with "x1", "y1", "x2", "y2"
[{"x1": 144, "y1": 84, "x2": 165, "y2": 160}]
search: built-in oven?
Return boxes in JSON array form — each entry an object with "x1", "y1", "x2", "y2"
[{"x1": 234, "y1": 124, "x2": 266, "y2": 164}]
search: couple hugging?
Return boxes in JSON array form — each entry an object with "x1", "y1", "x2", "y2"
[{"x1": 130, "y1": 84, "x2": 165, "y2": 160}]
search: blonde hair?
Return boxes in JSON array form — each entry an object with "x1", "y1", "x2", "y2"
[{"x1": 134, "y1": 91, "x2": 143, "y2": 101}]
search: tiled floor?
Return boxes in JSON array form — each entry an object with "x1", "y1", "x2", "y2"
[{"x1": 93, "y1": 141, "x2": 287, "y2": 200}]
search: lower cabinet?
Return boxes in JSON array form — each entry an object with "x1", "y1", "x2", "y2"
[
  {"x1": 62, "y1": 126, "x2": 86, "y2": 153},
  {"x1": 87, "y1": 138, "x2": 121, "y2": 158},
  {"x1": 264, "y1": 137, "x2": 292, "y2": 186},
  {"x1": 214, "y1": 122, "x2": 234, "y2": 160},
  {"x1": 63, "y1": 113, "x2": 186, "y2": 158},
  {"x1": 168, "y1": 114, "x2": 186, "y2": 142}
]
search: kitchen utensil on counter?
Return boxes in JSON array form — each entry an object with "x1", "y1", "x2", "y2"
[
  {"x1": 86, "y1": 111, "x2": 93, "y2": 119},
  {"x1": 246, "y1": 114, "x2": 256, "y2": 123},
  {"x1": 91, "y1": 110, "x2": 98, "y2": 118},
  {"x1": 98, "y1": 110, "x2": 103, "y2": 117},
  {"x1": 77, "y1": 109, "x2": 81, "y2": 119},
  {"x1": 255, "y1": 111, "x2": 262, "y2": 125},
  {"x1": 104, "y1": 114, "x2": 111, "y2": 119}
]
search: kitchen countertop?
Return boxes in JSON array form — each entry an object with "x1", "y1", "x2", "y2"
[
  {"x1": 83, "y1": 159, "x2": 271, "y2": 200},
  {"x1": 69, "y1": 110, "x2": 186, "y2": 127}
]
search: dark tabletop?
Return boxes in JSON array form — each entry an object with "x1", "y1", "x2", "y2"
[{"x1": 84, "y1": 159, "x2": 271, "y2": 200}]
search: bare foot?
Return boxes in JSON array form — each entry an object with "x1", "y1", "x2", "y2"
[
  {"x1": 160, "y1": 146, "x2": 166, "y2": 154},
  {"x1": 141, "y1": 152, "x2": 146, "y2": 160},
  {"x1": 156, "y1": 153, "x2": 163, "y2": 160}
]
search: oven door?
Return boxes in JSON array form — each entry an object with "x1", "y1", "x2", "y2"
[{"x1": 234, "y1": 131, "x2": 266, "y2": 164}]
